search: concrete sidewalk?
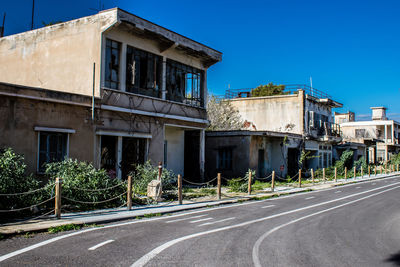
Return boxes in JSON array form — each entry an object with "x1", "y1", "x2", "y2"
[{"x1": 0, "y1": 172, "x2": 397, "y2": 236}]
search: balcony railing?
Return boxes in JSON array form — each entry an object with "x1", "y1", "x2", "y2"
[
  {"x1": 224, "y1": 84, "x2": 332, "y2": 100},
  {"x1": 312, "y1": 121, "x2": 341, "y2": 137}
]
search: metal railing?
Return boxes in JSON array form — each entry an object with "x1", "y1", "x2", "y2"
[{"x1": 224, "y1": 84, "x2": 332, "y2": 100}]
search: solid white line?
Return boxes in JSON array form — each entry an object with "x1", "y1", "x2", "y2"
[
  {"x1": 190, "y1": 218, "x2": 213, "y2": 223},
  {"x1": 198, "y1": 217, "x2": 235, "y2": 227},
  {"x1": 130, "y1": 182, "x2": 400, "y2": 267},
  {"x1": 88, "y1": 240, "x2": 114, "y2": 251},
  {"x1": 261, "y1": 205, "x2": 275, "y2": 209},
  {"x1": 334, "y1": 191, "x2": 342, "y2": 194},
  {"x1": 1, "y1": 175, "x2": 398, "y2": 263},
  {"x1": 252, "y1": 185, "x2": 400, "y2": 267},
  {"x1": 305, "y1": 197, "x2": 315, "y2": 200},
  {"x1": 165, "y1": 214, "x2": 207, "y2": 223}
]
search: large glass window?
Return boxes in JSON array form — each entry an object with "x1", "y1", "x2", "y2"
[
  {"x1": 126, "y1": 46, "x2": 162, "y2": 97},
  {"x1": 166, "y1": 59, "x2": 204, "y2": 107},
  {"x1": 38, "y1": 132, "x2": 67, "y2": 172},
  {"x1": 105, "y1": 39, "x2": 121, "y2": 90}
]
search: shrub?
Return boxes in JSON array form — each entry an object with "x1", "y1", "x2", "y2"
[
  {"x1": 227, "y1": 169, "x2": 254, "y2": 192},
  {"x1": 129, "y1": 161, "x2": 177, "y2": 195},
  {"x1": 45, "y1": 159, "x2": 126, "y2": 210},
  {"x1": 335, "y1": 150, "x2": 354, "y2": 175},
  {"x1": 354, "y1": 156, "x2": 368, "y2": 171},
  {"x1": 0, "y1": 148, "x2": 45, "y2": 212}
]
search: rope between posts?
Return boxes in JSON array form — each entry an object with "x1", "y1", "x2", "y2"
[
  {"x1": 255, "y1": 174, "x2": 272, "y2": 181},
  {"x1": 0, "y1": 183, "x2": 56, "y2": 196},
  {"x1": 69, "y1": 182, "x2": 127, "y2": 192},
  {"x1": 62, "y1": 191, "x2": 127, "y2": 205},
  {"x1": 0, "y1": 197, "x2": 55, "y2": 212},
  {"x1": 221, "y1": 176, "x2": 247, "y2": 182},
  {"x1": 181, "y1": 177, "x2": 218, "y2": 186}
]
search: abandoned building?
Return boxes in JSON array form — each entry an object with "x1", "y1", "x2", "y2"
[
  {"x1": 0, "y1": 8, "x2": 222, "y2": 180},
  {"x1": 337, "y1": 107, "x2": 400, "y2": 163},
  {"x1": 206, "y1": 85, "x2": 343, "y2": 178}
]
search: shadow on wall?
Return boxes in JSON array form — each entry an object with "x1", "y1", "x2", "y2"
[{"x1": 385, "y1": 251, "x2": 400, "y2": 266}]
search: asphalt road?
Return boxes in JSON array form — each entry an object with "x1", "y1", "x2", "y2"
[{"x1": 1, "y1": 176, "x2": 400, "y2": 267}]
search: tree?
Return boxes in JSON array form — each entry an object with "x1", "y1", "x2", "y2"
[
  {"x1": 251, "y1": 83, "x2": 287, "y2": 97},
  {"x1": 207, "y1": 95, "x2": 243, "y2": 131}
]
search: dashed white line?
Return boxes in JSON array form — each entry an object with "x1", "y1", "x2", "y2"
[
  {"x1": 88, "y1": 240, "x2": 114, "y2": 251},
  {"x1": 166, "y1": 214, "x2": 207, "y2": 223},
  {"x1": 190, "y1": 218, "x2": 213, "y2": 223},
  {"x1": 198, "y1": 217, "x2": 236, "y2": 227},
  {"x1": 356, "y1": 187, "x2": 361, "y2": 189},
  {"x1": 372, "y1": 183, "x2": 376, "y2": 185},
  {"x1": 334, "y1": 191, "x2": 342, "y2": 194},
  {"x1": 305, "y1": 197, "x2": 315, "y2": 200},
  {"x1": 261, "y1": 205, "x2": 275, "y2": 209}
]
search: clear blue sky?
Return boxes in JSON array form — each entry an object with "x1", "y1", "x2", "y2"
[{"x1": 1, "y1": 0, "x2": 400, "y2": 120}]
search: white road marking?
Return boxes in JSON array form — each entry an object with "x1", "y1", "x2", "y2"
[
  {"x1": 372, "y1": 183, "x2": 376, "y2": 185},
  {"x1": 261, "y1": 205, "x2": 275, "y2": 209},
  {"x1": 198, "y1": 217, "x2": 235, "y2": 227},
  {"x1": 190, "y1": 218, "x2": 213, "y2": 223},
  {"x1": 252, "y1": 185, "x2": 400, "y2": 267},
  {"x1": 130, "y1": 182, "x2": 400, "y2": 267},
  {"x1": 334, "y1": 191, "x2": 342, "y2": 194},
  {"x1": 305, "y1": 197, "x2": 315, "y2": 200},
  {"x1": 88, "y1": 240, "x2": 114, "y2": 251},
  {"x1": 1, "y1": 176, "x2": 397, "y2": 263},
  {"x1": 356, "y1": 187, "x2": 361, "y2": 189},
  {"x1": 166, "y1": 214, "x2": 207, "y2": 223}
]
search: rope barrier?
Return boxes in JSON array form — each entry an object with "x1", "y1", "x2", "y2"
[
  {"x1": 0, "y1": 183, "x2": 56, "y2": 196},
  {"x1": 0, "y1": 197, "x2": 55, "y2": 212},
  {"x1": 254, "y1": 174, "x2": 272, "y2": 181},
  {"x1": 68, "y1": 182, "x2": 126, "y2": 192},
  {"x1": 181, "y1": 177, "x2": 218, "y2": 186},
  {"x1": 61, "y1": 191, "x2": 127, "y2": 205}
]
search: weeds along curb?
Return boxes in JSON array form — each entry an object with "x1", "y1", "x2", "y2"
[{"x1": 1, "y1": 173, "x2": 398, "y2": 239}]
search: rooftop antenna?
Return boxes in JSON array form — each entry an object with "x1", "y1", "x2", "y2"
[
  {"x1": 31, "y1": 0, "x2": 35, "y2": 30},
  {"x1": 1, "y1": 13, "x2": 5, "y2": 37},
  {"x1": 310, "y1": 76, "x2": 313, "y2": 96}
]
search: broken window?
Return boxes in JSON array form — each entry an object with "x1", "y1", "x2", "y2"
[
  {"x1": 105, "y1": 39, "x2": 121, "y2": 90},
  {"x1": 121, "y1": 137, "x2": 146, "y2": 179},
  {"x1": 166, "y1": 59, "x2": 204, "y2": 107},
  {"x1": 355, "y1": 129, "x2": 366, "y2": 138},
  {"x1": 126, "y1": 46, "x2": 162, "y2": 97},
  {"x1": 100, "y1": 135, "x2": 117, "y2": 178},
  {"x1": 217, "y1": 147, "x2": 233, "y2": 170},
  {"x1": 38, "y1": 132, "x2": 67, "y2": 172}
]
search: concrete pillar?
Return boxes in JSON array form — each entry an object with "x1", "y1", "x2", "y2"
[
  {"x1": 161, "y1": 56, "x2": 167, "y2": 100},
  {"x1": 119, "y1": 43, "x2": 127, "y2": 92},
  {"x1": 384, "y1": 124, "x2": 388, "y2": 143},
  {"x1": 203, "y1": 69, "x2": 208, "y2": 108},
  {"x1": 199, "y1": 129, "x2": 205, "y2": 181},
  {"x1": 117, "y1": 136, "x2": 123, "y2": 179},
  {"x1": 391, "y1": 122, "x2": 394, "y2": 144}
]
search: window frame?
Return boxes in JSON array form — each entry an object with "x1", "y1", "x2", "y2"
[
  {"x1": 105, "y1": 38, "x2": 121, "y2": 90},
  {"x1": 36, "y1": 130, "x2": 70, "y2": 173},
  {"x1": 217, "y1": 147, "x2": 233, "y2": 171}
]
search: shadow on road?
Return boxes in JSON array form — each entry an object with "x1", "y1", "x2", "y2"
[{"x1": 385, "y1": 251, "x2": 400, "y2": 266}]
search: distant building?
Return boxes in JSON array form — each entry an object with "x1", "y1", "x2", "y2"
[
  {"x1": 0, "y1": 8, "x2": 222, "y2": 179},
  {"x1": 338, "y1": 107, "x2": 400, "y2": 163}
]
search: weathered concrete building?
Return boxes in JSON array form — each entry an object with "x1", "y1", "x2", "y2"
[
  {"x1": 0, "y1": 8, "x2": 222, "y2": 179},
  {"x1": 225, "y1": 85, "x2": 342, "y2": 171},
  {"x1": 337, "y1": 107, "x2": 400, "y2": 163},
  {"x1": 205, "y1": 131, "x2": 302, "y2": 179}
]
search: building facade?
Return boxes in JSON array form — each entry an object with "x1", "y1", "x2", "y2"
[{"x1": 0, "y1": 8, "x2": 222, "y2": 179}]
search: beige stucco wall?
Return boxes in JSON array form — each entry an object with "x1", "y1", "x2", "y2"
[
  {"x1": 0, "y1": 11, "x2": 116, "y2": 97},
  {"x1": 230, "y1": 93, "x2": 303, "y2": 134}
]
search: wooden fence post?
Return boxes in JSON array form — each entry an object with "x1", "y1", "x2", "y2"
[
  {"x1": 298, "y1": 169, "x2": 302, "y2": 188},
  {"x1": 158, "y1": 162, "x2": 163, "y2": 180},
  {"x1": 323, "y1": 168, "x2": 326, "y2": 182},
  {"x1": 385, "y1": 162, "x2": 388, "y2": 174},
  {"x1": 353, "y1": 166, "x2": 356, "y2": 179},
  {"x1": 334, "y1": 167, "x2": 337, "y2": 182},
  {"x1": 248, "y1": 171, "x2": 252, "y2": 195},
  {"x1": 55, "y1": 177, "x2": 62, "y2": 219},
  {"x1": 217, "y1": 173, "x2": 221, "y2": 200},
  {"x1": 380, "y1": 165, "x2": 383, "y2": 175},
  {"x1": 361, "y1": 166, "x2": 363, "y2": 178},
  {"x1": 127, "y1": 175, "x2": 132, "y2": 210},
  {"x1": 397, "y1": 164, "x2": 399, "y2": 172},
  {"x1": 344, "y1": 167, "x2": 347, "y2": 181},
  {"x1": 374, "y1": 165, "x2": 377, "y2": 176},
  {"x1": 178, "y1": 174, "x2": 182, "y2": 205},
  {"x1": 368, "y1": 165, "x2": 371, "y2": 177},
  {"x1": 311, "y1": 169, "x2": 314, "y2": 184},
  {"x1": 271, "y1": 171, "x2": 275, "y2": 192}
]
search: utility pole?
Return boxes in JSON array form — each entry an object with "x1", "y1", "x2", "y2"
[
  {"x1": 0, "y1": 13, "x2": 5, "y2": 37},
  {"x1": 31, "y1": 0, "x2": 35, "y2": 30}
]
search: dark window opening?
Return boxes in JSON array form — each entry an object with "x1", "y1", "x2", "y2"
[
  {"x1": 121, "y1": 137, "x2": 146, "y2": 179},
  {"x1": 100, "y1": 135, "x2": 117, "y2": 178},
  {"x1": 217, "y1": 147, "x2": 233, "y2": 170},
  {"x1": 105, "y1": 39, "x2": 121, "y2": 90},
  {"x1": 126, "y1": 46, "x2": 162, "y2": 98},
  {"x1": 38, "y1": 132, "x2": 67, "y2": 172},
  {"x1": 166, "y1": 59, "x2": 204, "y2": 107},
  {"x1": 355, "y1": 129, "x2": 366, "y2": 138}
]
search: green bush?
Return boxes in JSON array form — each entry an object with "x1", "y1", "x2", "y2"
[
  {"x1": 227, "y1": 169, "x2": 254, "y2": 192},
  {"x1": 0, "y1": 148, "x2": 46, "y2": 212},
  {"x1": 354, "y1": 156, "x2": 368, "y2": 171},
  {"x1": 129, "y1": 160, "x2": 177, "y2": 195},
  {"x1": 335, "y1": 150, "x2": 354, "y2": 175},
  {"x1": 45, "y1": 159, "x2": 126, "y2": 210}
]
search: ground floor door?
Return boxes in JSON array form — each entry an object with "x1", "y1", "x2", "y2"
[
  {"x1": 121, "y1": 137, "x2": 146, "y2": 179},
  {"x1": 287, "y1": 148, "x2": 299, "y2": 177},
  {"x1": 184, "y1": 130, "x2": 200, "y2": 182}
]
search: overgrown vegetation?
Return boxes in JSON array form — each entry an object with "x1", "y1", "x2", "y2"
[
  {"x1": 251, "y1": 83, "x2": 288, "y2": 97},
  {"x1": 48, "y1": 224, "x2": 82, "y2": 234}
]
